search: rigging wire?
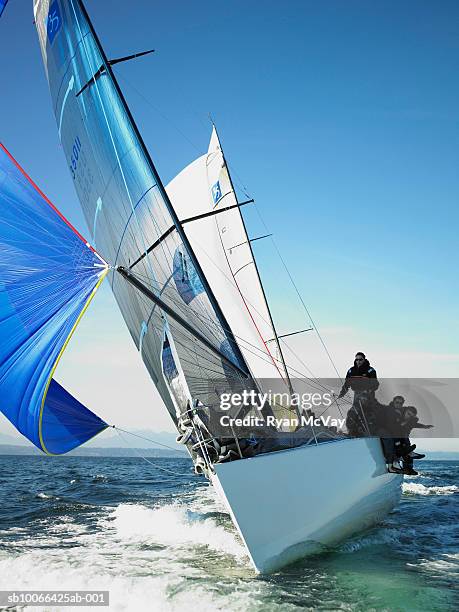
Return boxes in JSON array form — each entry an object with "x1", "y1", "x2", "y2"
[
  {"x1": 114, "y1": 425, "x2": 179, "y2": 452},
  {"x1": 253, "y1": 207, "x2": 345, "y2": 384},
  {"x1": 101, "y1": 43, "x2": 347, "y2": 404},
  {"x1": 113, "y1": 426, "x2": 187, "y2": 476},
  {"x1": 121, "y1": 187, "x2": 341, "y2": 399},
  {"x1": 217, "y1": 152, "x2": 346, "y2": 385},
  {"x1": 155, "y1": 244, "x2": 350, "y2": 401},
  {"x1": 117, "y1": 70, "x2": 207, "y2": 156},
  {"x1": 115, "y1": 75, "x2": 345, "y2": 387},
  {"x1": 175, "y1": 234, "x2": 348, "y2": 401}
]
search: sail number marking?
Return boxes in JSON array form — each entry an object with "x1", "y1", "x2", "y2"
[
  {"x1": 69, "y1": 136, "x2": 82, "y2": 180},
  {"x1": 68, "y1": 135, "x2": 94, "y2": 205},
  {"x1": 46, "y1": 1, "x2": 62, "y2": 45}
]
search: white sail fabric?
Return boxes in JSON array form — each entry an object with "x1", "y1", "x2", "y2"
[{"x1": 166, "y1": 128, "x2": 289, "y2": 384}]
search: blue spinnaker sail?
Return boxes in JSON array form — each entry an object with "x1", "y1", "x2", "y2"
[
  {"x1": 0, "y1": 1, "x2": 8, "y2": 18},
  {"x1": 0, "y1": 143, "x2": 108, "y2": 454}
]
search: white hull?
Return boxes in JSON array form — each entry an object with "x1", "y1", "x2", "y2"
[{"x1": 211, "y1": 437, "x2": 402, "y2": 573}]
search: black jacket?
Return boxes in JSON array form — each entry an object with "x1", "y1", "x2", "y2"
[
  {"x1": 372, "y1": 401, "x2": 433, "y2": 436},
  {"x1": 375, "y1": 399, "x2": 403, "y2": 435},
  {"x1": 395, "y1": 409, "x2": 432, "y2": 437},
  {"x1": 339, "y1": 358, "x2": 379, "y2": 398}
]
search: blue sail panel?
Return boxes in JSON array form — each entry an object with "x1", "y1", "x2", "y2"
[
  {"x1": 0, "y1": 1, "x2": 8, "y2": 18},
  {"x1": 42, "y1": 380, "x2": 107, "y2": 454},
  {"x1": 0, "y1": 142, "x2": 108, "y2": 454}
]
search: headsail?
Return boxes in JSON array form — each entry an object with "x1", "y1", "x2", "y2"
[
  {"x1": 0, "y1": 143, "x2": 108, "y2": 454},
  {"x1": 166, "y1": 127, "x2": 291, "y2": 385},
  {"x1": 34, "y1": 0, "x2": 260, "y2": 445}
]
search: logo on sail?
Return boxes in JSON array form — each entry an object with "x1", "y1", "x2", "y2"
[
  {"x1": 211, "y1": 181, "x2": 222, "y2": 205},
  {"x1": 173, "y1": 248, "x2": 204, "y2": 304},
  {"x1": 46, "y1": 1, "x2": 62, "y2": 45}
]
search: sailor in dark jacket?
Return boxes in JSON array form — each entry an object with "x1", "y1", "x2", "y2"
[
  {"x1": 338, "y1": 352, "x2": 379, "y2": 436},
  {"x1": 338, "y1": 352, "x2": 379, "y2": 399},
  {"x1": 397, "y1": 405, "x2": 433, "y2": 437},
  {"x1": 395, "y1": 404, "x2": 432, "y2": 473},
  {"x1": 384, "y1": 397, "x2": 430, "y2": 475}
]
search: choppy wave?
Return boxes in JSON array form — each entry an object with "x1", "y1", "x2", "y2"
[
  {"x1": 403, "y1": 482, "x2": 458, "y2": 495},
  {"x1": 338, "y1": 528, "x2": 404, "y2": 553},
  {"x1": 109, "y1": 501, "x2": 247, "y2": 561},
  {"x1": 0, "y1": 456, "x2": 457, "y2": 611},
  {"x1": 0, "y1": 490, "x2": 252, "y2": 611}
]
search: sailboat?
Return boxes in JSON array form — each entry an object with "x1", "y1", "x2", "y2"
[
  {"x1": 1, "y1": 0, "x2": 404, "y2": 573},
  {"x1": 165, "y1": 127, "x2": 404, "y2": 571}
]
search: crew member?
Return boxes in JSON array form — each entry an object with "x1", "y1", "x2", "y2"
[
  {"x1": 338, "y1": 352, "x2": 379, "y2": 436},
  {"x1": 386, "y1": 397, "x2": 430, "y2": 475},
  {"x1": 338, "y1": 352, "x2": 379, "y2": 399}
]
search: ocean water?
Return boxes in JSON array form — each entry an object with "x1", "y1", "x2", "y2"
[{"x1": 0, "y1": 457, "x2": 457, "y2": 612}]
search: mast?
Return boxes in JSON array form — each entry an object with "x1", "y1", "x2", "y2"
[
  {"x1": 76, "y1": 0, "x2": 250, "y2": 378},
  {"x1": 212, "y1": 124, "x2": 294, "y2": 393}
]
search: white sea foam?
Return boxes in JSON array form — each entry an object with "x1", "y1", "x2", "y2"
[
  {"x1": 402, "y1": 482, "x2": 458, "y2": 496},
  {"x1": 188, "y1": 483, "x2": 229, "y2": 514},
  {"x1": 0, "y1": 552, "x2": 250, "y2": 612},
  {"x1": 409, "y1": 553, "x2": 459, "y2": 575},
  {"x1": 110, "y1": 502, "x2": 247, "y2": 561},
  {"x1": 0, "y1": 527, "x2": 26, "y2": 534},
  {"x1": 339, "y1": 528, "x2": 407, "y2": 553},
  {"x1": 0, "y1": 498, "x2": 255, "y2": 612},
  {"x1": 36, "y1": 492, "x2": 53, "y2": 499},
  {"x1": 48, "y1": 520, "x2": 88, "y2": 536}
]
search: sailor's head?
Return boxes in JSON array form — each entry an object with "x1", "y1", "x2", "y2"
[
  {"x1": 393, "y1": 395, "x2": 405, "y2": 408},
  {"x1": 404, "y1": 406, "x2": 417, "y2": 419},
  {"x1": 354, "y1": 352, "x2": 366, "y2": 366}
]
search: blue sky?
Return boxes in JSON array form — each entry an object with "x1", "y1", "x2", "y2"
[{"x1": 0, "y1": 1, "x2": 457, "y2": 446}]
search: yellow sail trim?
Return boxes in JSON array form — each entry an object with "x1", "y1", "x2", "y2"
[{"x1": 38, "y1": 268, "x2": 109, "y2": 455}]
